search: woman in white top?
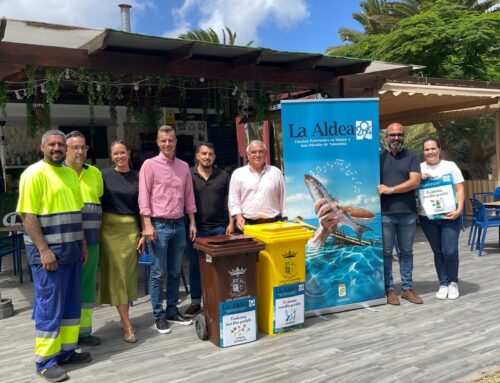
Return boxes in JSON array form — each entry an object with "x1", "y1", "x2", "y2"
[{"x1": 419, "y1": 138, "x2": 465, "y2": 300}]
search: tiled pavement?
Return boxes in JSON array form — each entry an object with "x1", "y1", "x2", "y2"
[{"x1": 0, "y1": 224, "x2": 499, "y2": 382}]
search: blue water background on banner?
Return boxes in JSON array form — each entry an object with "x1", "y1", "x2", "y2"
[
  {"x1": 281, "y1": 99, "x2": 385, "y2": 312},
  {"x1": 302, "y1": 218, "x2": 384, "y2": 311}
]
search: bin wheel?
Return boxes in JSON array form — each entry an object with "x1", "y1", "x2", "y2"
[{"x1": 195, "y1": 313, "x2": 208, "y2": 341}]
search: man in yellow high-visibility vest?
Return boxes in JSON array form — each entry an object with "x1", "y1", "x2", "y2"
[
  {"x1": 65, "y1": 130, "x2": 103, "y2": 347},
  {"x1": 17, "y1": 130, "x2": 91, "y2": 382}
]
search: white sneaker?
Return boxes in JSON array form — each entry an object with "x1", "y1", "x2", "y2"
[
  {"x1": 436, "y1": 285, "x2": 448, "y2": 300},
  {"x1": 448, "y1": 282, "x2": 459, "y2": 300}
]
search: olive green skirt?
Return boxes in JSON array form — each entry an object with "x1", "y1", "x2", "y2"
[{"x1": 98, "y1": 212, "x2": 139, "y2": 305}]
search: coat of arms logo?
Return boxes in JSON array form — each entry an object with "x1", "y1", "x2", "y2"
[
  {"x1": 282, "y1": 250, "x2": 297, "y2": 277},
  {"x1": 229, "y1": 267, "x2": 247, "y2": 297}
]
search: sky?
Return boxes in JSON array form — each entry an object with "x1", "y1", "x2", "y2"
[{"x1": 0, "y1": 0, "x2": 363, "y2": 53}]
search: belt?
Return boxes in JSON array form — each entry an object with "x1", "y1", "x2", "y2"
[
  {"x1": 244, "y1": 216, "x2": 280, "y2": 225},
  {"x1": 151, "y1": 217, "x2": 184, "y2": 224}
]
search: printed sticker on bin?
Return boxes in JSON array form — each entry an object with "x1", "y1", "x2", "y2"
[
  {"x1": 273, "y1": 283, "x2": 305, "y2": 334},
  {"x1": 219, "y1": 297, "x2": 257, "y2": 347}
]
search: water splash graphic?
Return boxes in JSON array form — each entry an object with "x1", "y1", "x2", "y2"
[{"x1": 309, "y1": 159, "x2": 362, "y2": 194}]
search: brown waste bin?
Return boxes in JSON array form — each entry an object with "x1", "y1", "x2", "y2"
[{"x1": 194, "y1": 235, "x2": 264, "y2": 348}]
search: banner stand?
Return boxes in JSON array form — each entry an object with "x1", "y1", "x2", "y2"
[{"x1": 281, "y1": 99, "x2": 385, "y2": 316}]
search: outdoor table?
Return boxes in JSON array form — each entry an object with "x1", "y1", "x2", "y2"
[
  {"x1": 0, "y1": 224, "x2": 23, "y2": 232},
  {"x1": 480, "y1": 202, "x2": 500, "y2": 247},
  {"x1": 483, "y1": 201, "x2": 500, "y2": 207}
]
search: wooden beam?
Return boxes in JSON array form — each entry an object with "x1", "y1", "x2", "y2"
[
  {"x1": 0, "y1": 41, "x2": 349, "y2": 88},
  {"x1": 342, "y1": 87, "x2": 373, "y2": 98},
  {"x1": 231, "y1": 50, "x2": 262, "y2": 67},
  {"x1": 496, "y1": 110, "x2": 500, "y2": 180},
  {"x1": 285, "y1": 55, "x2": 322, "y2": 71},
  {"x1": 80, "y1": 30, "x2": 110, "y2": 55},
  {"x1": 289, "y1": 89, "x2": 318, "y2": 99},
  {"x1": 0, "y1": 18, "x2": 6, "y2": 41},
  {"x1": 0, "y1": 63, "x2": 25, "y2": 81},
  {"x1": 341, "y1": 67, "x2": 413, "y2": 90},
  {"x1": 328, "y1": 61, "x2": 371, "y2": 76},
  {"x1": 164, "y1": 43, "x2": 194, "y2": 64},
  {"x1": 321, "y1": 78, "x2": 343, "y2": 98}
]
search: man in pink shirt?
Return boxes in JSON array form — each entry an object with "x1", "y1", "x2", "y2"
[
  {"x1": 228, "y1": 140, "x2": 287, "y2": 232},
  {"x1": 139, "y1": 125, "x2": 197, "y2": 334}
]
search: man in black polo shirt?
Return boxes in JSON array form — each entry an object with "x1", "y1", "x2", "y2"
[
  {"x1": 378, "y1": 123, "x2": 422, "y2": 305},
  {"x1": 183, "y1": 143, "x2": 232, "y2": 317}
]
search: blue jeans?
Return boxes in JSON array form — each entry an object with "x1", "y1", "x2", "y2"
[
  {"x1": 186, "y1": 226, "x2": 226, "y2": 304},
  {"x1": 420, "y1": 216, "x2": 460, "y2": 285},
  {"x1": 147, "y1": 219, "x2": 187, "y2": 319},
  {"x1": 382, "y1": 213, "x2": 416, "y2": 291}
]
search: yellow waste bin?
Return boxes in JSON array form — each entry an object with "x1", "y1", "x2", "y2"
[{"x1": 243, "y1": 222, "x2": 313, "y2": 335}]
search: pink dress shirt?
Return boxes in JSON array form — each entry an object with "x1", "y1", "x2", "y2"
[{"x1": 138, "y1": 154, "x2": 196, "y2": 218}]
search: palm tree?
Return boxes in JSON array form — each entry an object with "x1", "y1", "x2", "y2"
[
  {"x1": 178, "y1": 27, "x2": 253, "y2": 46},
  {"x1": 339, "y1": 0, "x2": 395, "y2": 43},
  {"x1": 177, "y1": 27, "x2": 254, "y2": 124}
]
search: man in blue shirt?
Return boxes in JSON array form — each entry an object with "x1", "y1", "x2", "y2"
[{"x1": 378, "y1": 123, "x2": 422, "y2": 305}]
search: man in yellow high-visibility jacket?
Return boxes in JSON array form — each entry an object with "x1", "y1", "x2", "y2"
[
  {"x1": 17, "y1": 130, "x2": 91, "y2": 382},
  {"x1": 64, "y1": 130, "x2": 103, "y2": 347}
]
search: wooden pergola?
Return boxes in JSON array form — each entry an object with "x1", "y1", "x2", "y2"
[
  {"x1": 0, "y1": 19, "x2": 399, "y2": 105},
  {"x1": 0, "y1": 18, "x2": 498, "y2": 175},
  {"x1": 0, "y1": 18, "x2": 415, "y2": 176},
  {"x1": 0, "y1": 18, "x2": 499, "y2": 210}
]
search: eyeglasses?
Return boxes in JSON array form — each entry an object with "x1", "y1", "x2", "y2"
[
  {"x1": 70, "y1": 145, "x2": 89, "y2": 151},
  {"x1": 388, "y1": 133, "x2": 404, "y2": 137}
]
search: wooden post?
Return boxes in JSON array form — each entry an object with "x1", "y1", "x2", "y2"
[
  {"x1": 116, "y1": 114, "x2": 125, "y2": 141},
  {"x1": 0, "y1": 124, "x2": 5, "y2": 191},
  {"x1": 496, "y1": 109, "x2": 500, "y2": 180}
]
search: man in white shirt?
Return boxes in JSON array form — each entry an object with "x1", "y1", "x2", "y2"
[{"x1": 228, "y1": 140, "x2": 287, "y2": 232}]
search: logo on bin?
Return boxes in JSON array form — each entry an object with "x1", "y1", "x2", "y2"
[
  {"x1": 285, "y1": 308, "x2": 297, "y2": 323},
  {"x1": 282, "y1": 250, "x2": 297, "y2": 277},
  {"x1": 229, "y1": 267, "x2": 247, "y2": 297}
]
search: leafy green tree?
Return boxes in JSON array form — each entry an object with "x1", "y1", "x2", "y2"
[
  {"x1": 331, "y1": 0, "x2": 500, "y2": 179},
  {"x1": 390, "y1": 0, "x2": 499, "y2": 16},
  {"x1": 337, "y1": 0, "x2": 499, "y2": 44},
  {"x1": 434, "y1": 115, "x2": 496, "y2": 179},
  {"x1": 330, "y1": 1, "x2": 499, "y2": 80},
  {"x1": 396, "y1": 123, "x2": 436, "y2": 160}
]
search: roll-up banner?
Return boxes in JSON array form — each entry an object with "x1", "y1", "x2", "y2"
[{"x1": 281, "y1": 99, "x2": 386, "y2": 316}]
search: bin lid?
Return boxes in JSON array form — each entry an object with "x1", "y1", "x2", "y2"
[
  {"x1": 243, "y1": 221, "x2": 313, "y2": 243},
  {"x1": 194, "y1": 234, "x2": 265, "y2": 257}
]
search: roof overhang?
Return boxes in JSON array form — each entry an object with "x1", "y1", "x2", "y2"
[
  {"x1": 0, "y1": 18, "x2": 374, "y2": 89},
  {"x1": 379, "y1": 81, "x2": 500, "y2": 126}
]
